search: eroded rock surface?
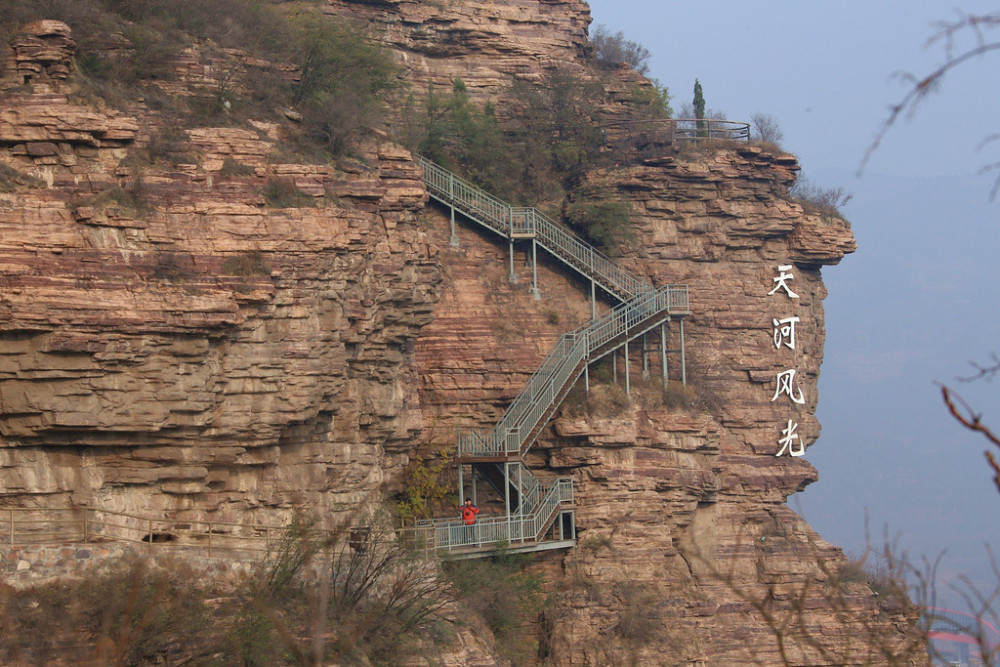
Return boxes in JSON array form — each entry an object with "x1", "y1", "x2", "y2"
[
  {"x1": 0, "y1": 78, "x2": 439, "y2": 528},
  {"x1": 326, "y1": 0, "x2": 593, "y2": 95},
  {"x1": 0, "y1": 6, "x2": 923, "y2": 664}
]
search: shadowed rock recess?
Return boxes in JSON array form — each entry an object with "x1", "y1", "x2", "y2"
[{"x1": 0, "y1": 2, "x2": 924, "y2": 664}]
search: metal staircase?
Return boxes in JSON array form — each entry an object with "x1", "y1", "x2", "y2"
[
  {"x1": 419, "y1": 156, "x2": 650, "y2": 301},
  {"x1": 412, "y1": 157, "x2": 690, "y2": 558}
]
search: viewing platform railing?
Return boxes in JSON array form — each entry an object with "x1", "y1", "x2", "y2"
[
  {"x1": 605, "y1": 118, "x2": 752, "y2": 147},
  {"x1": 409, "y1": 477, "x2": 573, "y2": 553}
]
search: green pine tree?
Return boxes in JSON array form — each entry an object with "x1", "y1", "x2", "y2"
[{"x1": 693, "y1": 78, "x2": 706, "y2": 136}]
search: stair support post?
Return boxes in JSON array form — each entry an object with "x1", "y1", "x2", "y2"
[
  {"x1": 458, "y1": 461, "x2": 464, "y2": 506},
  {"x1": 660, "y1": 321, "x2": 669, "y2": 386},
  {"x1": 508, "y1": 240, "x2": 517, "y2": 284},
  {"x1": 504, "y1": 462, "x2": 512, "y2": 540},
  {"x1": 624, "y1": 339, "x2": 631, "y2": 396},
  {"x1": 590, "y1": 279, "x2": 596, "y2": 319},
  {"x1": 517, "y1": 464, "x2": 523, "y2": 521},
  {"x1": 584, "y1": 364, "x2": 590, "y2": 395},
  {"x1": 530, "y1": 239, "x2": 540, "y2": 300},
  {"x1": 642, "y1": 333, "x2": 649, "y2": 379},
  {"x1": 680, "y1": 317, "x2": 687, "y2": 387},
  {"x1": 448, "y1": 173, "x2": 458, "y2": 246}
]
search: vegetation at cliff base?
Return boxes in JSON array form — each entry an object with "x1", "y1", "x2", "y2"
[
  {"x1": 0, "y1": 516, "x2": 464, "y2": 665},
  {"x1": 445, "y1": 544, "x2": 548, "y2": 664}
]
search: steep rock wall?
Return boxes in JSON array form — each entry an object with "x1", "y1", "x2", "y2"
[
  {"x1": 413, "y1": 148, "x2": 919, "y2": 663},
  {"x1": 0, "y1": 80, "x2": 438, "y2": 526},
  {"x1": 0, "y1": 5, "x2": 924, "y2": 664},
  {"x1": 326, "y1": 0, "x2": 593, "y2": 95},
  {"x1": 535, "y1": 151, "x2": 918, "y2": 664}
]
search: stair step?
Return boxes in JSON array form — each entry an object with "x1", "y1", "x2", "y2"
[{"x1": 416, "y1": 156, "x2": 691, "y2": 558}]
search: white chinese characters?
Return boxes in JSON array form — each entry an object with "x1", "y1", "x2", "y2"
[
  {"x1": 767, "y1": 264, "x2": 800, "y2": 299},
  {"x1": 774, "y1": 419, "x2": 804, "y2": 457},
  {"x1": 772, "y1": 316, "x2": 799, "y2": 350},
  {"x1": 767, "y1": 264, "x2": 806, "y2": 457},
  {"x1": 771, "y1": 369, "x2": 805, "y2": 405}
]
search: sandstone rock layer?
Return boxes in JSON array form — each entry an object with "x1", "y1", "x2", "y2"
[{"x1": 0, "y1": 4, "x2": 924, "y2": 664}]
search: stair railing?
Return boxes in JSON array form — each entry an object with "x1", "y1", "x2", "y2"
[
  {"x1": 418, "y1": 155, "x2": 652, "y2": 300},
  {"x1": 414, "y1": 476, "x2": 573, "y2": 551},
  {"x1": 457, "y1": 284, "x2": 687, "y2": 458},
  {"x1": 419, "y1": 155, "x2": 690, "y2": 554}
]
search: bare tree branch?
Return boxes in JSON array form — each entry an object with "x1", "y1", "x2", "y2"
[
  {"x1": 940, "y1": 384, "x2": 1000, "y2": 493},
  {"x1": 861, "y1": 11, "x2": 1000, "y2": 197},
  {"x1": 959, "y1": 353, "x2": 1000, "y2": 383}
]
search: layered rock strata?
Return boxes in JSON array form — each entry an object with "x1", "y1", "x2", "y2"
[
  {"x1": 9, "y1": 20, "x2": 76, "y2": 86},
  {"x1": 0, "y1": 79, "x2": 439, "y2": 529},
  {"x1": 326, "y1": 0, "x2": 593, "y2": 96},
  {"x1": 412, "y1": 148, "x2": 919, "y2": 663},
  {"x1": 0, "y1": 4, "x2": 924, "y2": 664}
]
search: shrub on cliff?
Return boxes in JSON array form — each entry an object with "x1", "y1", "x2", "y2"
[
  {"x1": 751, "y1": 112, "x2": 785, "y2": 147},
  {"x1": 418, "y1": 79, "x2": 508, "y2": 198},
  {"x1": 228, "y1": 513, "x2": 455, "y2": 665},
  {"x1": 590, "y1": 24, "x2": 651, "y2": 75},
  {"x1": 284, "y1": 8, "x2": 398, "y2": 156},
  {"x1": 413, "y1": 68, "x2": 606, "y2": 206},
  {"x1": 0, "y1": 163, "x2": 45, "y2": 191},
  {"x1": 0, "y1": 0, "x2": 397, "y2": 157},
  {"x1": 396, "y1": 451, "x2": 455, "y2": 522},
  {"x1": 445, "y1": 544, "x2": 548, "y2": 664},
  {"x1": 791, "y1": 176, "x2": 852, "y2": 220},
  {"x1": 564, "y1": 195, "x2": 633, "y2": 252},
  {"x1": 263, "y1": 176, "x2": 314, "y2": 208}
]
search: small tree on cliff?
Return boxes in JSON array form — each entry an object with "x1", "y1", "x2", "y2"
[
  {"x1": 693, "y1": 79, "x2": 706, "y2": 119},
  {"x1": 590, "y1": 24, "x2": 651, "y2": 74},
  {"x1": 693, "y1": 78, "x2": 706, "y2": 136}
]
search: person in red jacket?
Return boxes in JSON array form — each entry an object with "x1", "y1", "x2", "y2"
[
  {"x1": 461, "y1": 498, "x2": 480, "y2": 524},
  {"x1": 460, "y1": 498, "x2": 480, "y2": 544}
]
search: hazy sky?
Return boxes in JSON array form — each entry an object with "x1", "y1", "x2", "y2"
[{"x1": 585, "y1": 0, "x2": 1000, "y2": 607}]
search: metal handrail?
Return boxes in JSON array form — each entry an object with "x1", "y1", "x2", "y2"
[
  {"x1": 418, "y1": 155, "x2": 652, "y2": 300},
  {"x1": 417, "y1": 156, "x2": 693, "y2": 553},
  {"x1": 411, "y1": 476, "x2": 573, "y2": 551},
  {"x1": 457, "y1": 283, "x2": 687, "y2": 458},
  {"x1": 606, "y1": 118, "x2": 752, "y2": 144}
]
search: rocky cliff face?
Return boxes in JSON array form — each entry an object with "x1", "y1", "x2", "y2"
[
  {"x1": 533, "y1": 151, "x2": 908, "y2": 664},
  {"x1": 0, "y1": 30, "x2": 439, "y2": 526},
  {"x1": 412, "y1": 148, "x2": 918, "y2": 663},
  {"x1": 326, "y1": 0, "x2": 592, "y2": 95},
  {"x1": 0, "y1": 4, "x2": 923, "y2": 664}
]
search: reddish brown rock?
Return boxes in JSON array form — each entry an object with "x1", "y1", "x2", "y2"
[
  {"x1": 410, "y1": 142, "x2": 920, "y2": 662},
  {"x1": 0, "y1": 79, "x2": 441, "y2": 530},
  {"x1": 325, "y1": 0, "x2": 593, "y2": 97},
  {"x1": 10, "y1": 21, "x2": 76, "y2": 85},
  {"x1": 0, "y1": 3, "x2": 921, "y2": 664}
]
